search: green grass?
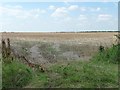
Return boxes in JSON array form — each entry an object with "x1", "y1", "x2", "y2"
[
  {"x1": 2, "y1": 60, "x2": 33, "y2": 88},
  {"x1": 2, "y1": 44, "x2": 119, "y2": 88},
  {"x1": 48, "y1": 60, "x2": 118, "y2": 88},
  {"x1": 2, "y1": 59, "x2": 118, "y2": 88},
  {"x1": 92, "y1": 44, "x2": 119, "y2": 64},
  {"x1": 25, "y1": 71, "x2": 49, "y2": 88}
]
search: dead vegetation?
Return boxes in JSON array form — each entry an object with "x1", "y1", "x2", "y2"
[
  {"x1": 1, "y1": 32, "x2": 117, "y2": 46},
  {"x1": 1, "y1": 32, "x2": 118, "y2": 88},
  {"x1": 1, "y1": 32, "x2": 118, "y2": 73},
  {"x1": 1, "y1": 38, "x2": 45, "y2": 72},
  {"x1": 2, "y1": 38, "x2": 13, "y2": 63}
]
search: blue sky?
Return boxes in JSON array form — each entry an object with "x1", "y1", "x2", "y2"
[{"x1": 0, "y1": 1, "x2": 118, "y2": 32}]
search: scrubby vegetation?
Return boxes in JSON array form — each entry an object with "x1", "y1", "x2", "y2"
[
  {"x1": 46, "y1": 44, "x2": 119, "y2": 88},
  {"x1": 2, "y1": 35, "x2": 119, "y2": 88},
  {"x1": 38, "y1": 43, "x2": 59, "y2": 62},
  {"x1": 2, "y1": 44, "x2": 119, "y2": 88},
  {"x1": 48, "y1": 60, "x2": 118, "y2": 88},
  {"x1": 93, "y1": 44, "x2": 119, "y2": 64},
  {"x1": 2, "y1": 60, "x2": 33, "y2": 88}
]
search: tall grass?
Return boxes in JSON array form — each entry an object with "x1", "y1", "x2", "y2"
[
  {"x1": 2, "y1": 43, "x2": 119, "y2": 88},
  {"x1": 48, "y1": 60, "x2": 118, "y2": 88},
  {"x1": 2, "y1": 59, "x2": 33, "y2": 88},
  {"x1": 46, "y1": 44, "x2": 119, "y2": 88},
  {"x1": 92, "y1": 44, "x2": 119, "y2": 64}
]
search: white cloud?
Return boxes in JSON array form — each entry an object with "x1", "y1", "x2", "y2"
[
  {"x1": 96, "y1": 7, "x2": 101, "y2": 11},
  {"x1": 89, "y1": 7, "x2": 101, "y2": 11},
  {"x1": 80, "y1": 7, "x2": 87, "y2": 11},
  {"x1": 79, "y1": 7, "x2": 101, "y2": 12},
  {"x1": 0, "y1": 5, "x2": 46, "y2": 19},
  {"x1": 5, "y1": 5, "x2": 23, "y2": 9},
  {"x1": 102, "y1": 0, "x2": 110, "y2": 2},
  {"x1": 41, "y1": 10, "x2": 46, "y2": 13},
  {"x1": 98, "y1": 14, "x2": 112, "y2": 21},
  {"x1": 0, "y1": 6, "x2": 24, "y2": 16},
  {"x1": 78, "y1": 15, "x2": 87, "y2": 20},
  {"x1": 68, "y1": 5, "x2": 79, "y2": 11},
  {"x1": 51, "y1": 7, "x2": 68, "y2": 18},
  {"x1": 30, "y1": 8, "x2": 46, "y2": 14},
  {"x1": 63, "y1": 0, "x2": 70, "y2": 6},
  {"x1": 49, "y1": 5, "x2": 56, "y2": 10}
]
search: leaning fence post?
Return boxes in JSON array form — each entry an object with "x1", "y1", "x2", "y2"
[
  {"x1": 2, "y1": 39, "x2": 7, "y2": 59},
  {"x1": 7, "y1": 38, "x2": 11, "y2": 57},
  {"x1": 2, "y1": 38, "x2": 12, "y2": 63}
]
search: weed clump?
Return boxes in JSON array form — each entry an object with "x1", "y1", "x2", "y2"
[
  {"x1": 99, "y1": 45, "x2": 104, "y2": 52},
  {"x1": 93, "y1": 44, "x2": 119, "y2": 64}
]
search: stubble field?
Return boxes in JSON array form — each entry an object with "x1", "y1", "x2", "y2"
[
  {"x1": 1, "y1": 32, "x2": 118, "y2": 64},
  {"x1": 1, "y1": 32, "x2": 117, "y2": 44}
]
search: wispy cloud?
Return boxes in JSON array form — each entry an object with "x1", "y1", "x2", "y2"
[
  {"x1": 98, "y1": 14, "x2": 112, "y2": 21},
  {"x1": 78, "y1": 15, "x2": 87, "y2": 20},
  {"x1": 89, "y1": 7, "x2": 101, "y2": 12},
  {"x1": 80, "y1": 7, "x2": 87, "y2": 11},
  {"x1": 50, "y1": 5, "x2": 102, "y2": 19},
  {"x1": 48, "y1": 5, "x2": 56, "y2": 10},
  {"x1": 0, "y1": 2, "x2": 117, "y2": 32},
  {"x1": 68, "y1": 5, "x2": 79, "y2": 11},
  {"x1": 51, "y1": 7, "x2": 68, "y2": 18},
  {"x1": 0, "y1": 5, "x2": 46, "y2": 19}
]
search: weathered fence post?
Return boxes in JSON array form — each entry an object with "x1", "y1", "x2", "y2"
[
  {"x1": 2, "y1": 39, "x2": 7, "y2": 59},
  {"x1": 7, "y1": 38, "x2": 11, "y2": 57},
  {"x1": 2, "y1": 38, "x2": 12, "y2": 63}
]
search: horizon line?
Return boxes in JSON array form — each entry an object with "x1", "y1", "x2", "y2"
[{"x1": 1, "y1": 31, "x2": 119, "y2": 33}]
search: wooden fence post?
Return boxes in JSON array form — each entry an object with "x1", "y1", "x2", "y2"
[
  {"x1": 7, "y1": 38, "x2": 11, "y2": 57},
  {"x1": 2, "y1": 39, "x2": 7, "y2": 59},
  {"x1": 2, "y1": 38, "x2": 12, "y2": 63}
]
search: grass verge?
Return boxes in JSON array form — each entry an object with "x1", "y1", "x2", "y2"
[
  {"x1": 2, "y1": 59, "x2": 33, "y2": 88},
  {"x1": 2, "y1": 44, "x2": 119, "y2": 88}
]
